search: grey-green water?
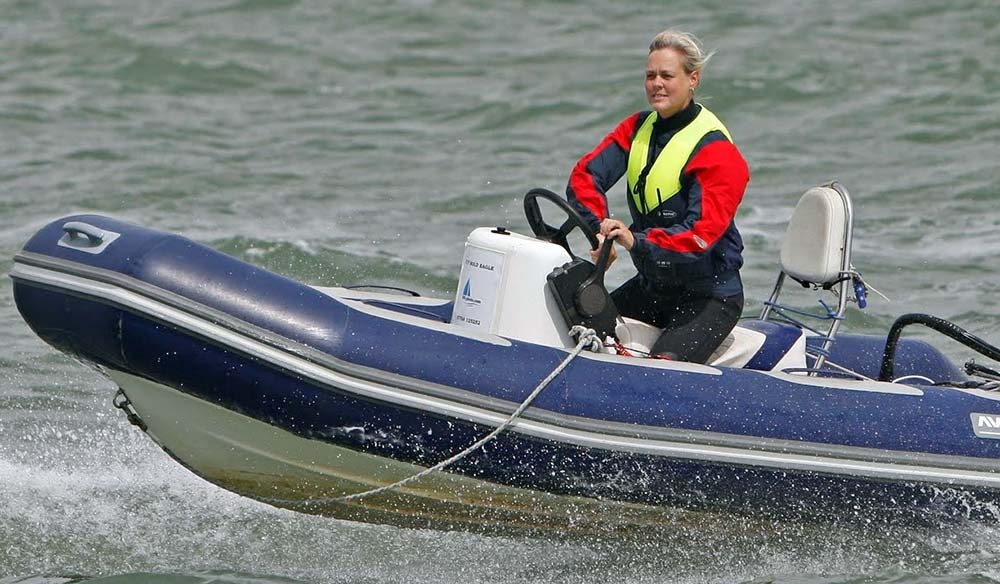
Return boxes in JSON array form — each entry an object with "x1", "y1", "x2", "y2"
[{"x1": 2, "y1": 1, "x2": 999, "y2": 582}]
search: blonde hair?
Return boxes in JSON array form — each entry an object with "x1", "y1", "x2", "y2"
[{"x1": 648, "y1": 29, "x2": 714, "y2": 75}]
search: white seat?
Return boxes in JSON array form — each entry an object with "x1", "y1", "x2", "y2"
[
  {"x1": 707, "y1": 325, "x2": 768, "y2": 367},
  {"x1": 614, "y1": 318, "x2": 768, "y2": 369}
]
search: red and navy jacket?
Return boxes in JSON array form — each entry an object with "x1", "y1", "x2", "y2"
[{"x1": 566, "y1": 101, "x2": 750, "y2": 297}]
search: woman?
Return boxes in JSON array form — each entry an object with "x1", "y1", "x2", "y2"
[{"x1": 566, "y1": 29, "x2": 750, "y2": 363}]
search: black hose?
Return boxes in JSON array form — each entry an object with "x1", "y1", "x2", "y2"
[{"x1": 878, "y1": 313, "x2": 1000, "y2": 381}]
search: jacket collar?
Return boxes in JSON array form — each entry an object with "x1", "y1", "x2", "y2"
[{"x1": 653, "y1": 100, "x2": 701, "y2": 135}]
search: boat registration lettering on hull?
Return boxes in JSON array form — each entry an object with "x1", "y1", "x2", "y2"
[{"x1": 971, "y1": 413, "x2": 1000, "y2": 439}]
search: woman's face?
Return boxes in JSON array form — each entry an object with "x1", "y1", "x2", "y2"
[{"x1": 645, "y1": 48, "x2": 699, "y2": 118}]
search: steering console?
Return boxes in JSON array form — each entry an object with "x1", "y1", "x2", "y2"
[{"x1": 523, "y1": 188, "x2": 619, "y2": 339}]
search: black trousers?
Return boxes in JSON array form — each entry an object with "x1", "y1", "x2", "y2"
[{"x1": 611, "y1": 276, "x2": 744, "y2": 363}]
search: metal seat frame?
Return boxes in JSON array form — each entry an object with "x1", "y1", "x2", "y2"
[{"x1": 759, "y1": 181, "x2": 856, "y2": 374}]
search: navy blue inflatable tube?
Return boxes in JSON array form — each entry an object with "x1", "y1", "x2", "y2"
[{"x1": 12, "y1": 215, "x2": 1000, "y2": 463}]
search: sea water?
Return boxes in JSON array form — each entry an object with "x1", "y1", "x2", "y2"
[{"x1": 2, "y1": 1, "x2": 999, "y2": 582}]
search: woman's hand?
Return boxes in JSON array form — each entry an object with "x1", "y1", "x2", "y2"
[
  {"x1": 589, "y1": 233, "x2": 619, "y2": 267},
  {"x1": 599, "y1": 218, "x2": 635, "y2": 251}
]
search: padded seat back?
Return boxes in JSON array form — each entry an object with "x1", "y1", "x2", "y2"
[{"x1": 780, "y1": 186, "x2": 849, "y2": 285}]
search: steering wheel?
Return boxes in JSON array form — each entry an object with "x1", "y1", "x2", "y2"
[
  {"x1": 523, "y1": 188, "x2": 618, "y2": 336},
  {"x1": 523, "y1": 188, "x2": 600, "y2": 257}
]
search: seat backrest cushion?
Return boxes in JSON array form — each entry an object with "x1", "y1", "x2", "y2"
[{"x1": 780, "y1": 186, "x2": 848, "y2": 285}]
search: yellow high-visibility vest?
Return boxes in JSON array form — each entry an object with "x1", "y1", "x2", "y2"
[{"x1": 626, "y1": 105, "x2": 732, "y2": 214}]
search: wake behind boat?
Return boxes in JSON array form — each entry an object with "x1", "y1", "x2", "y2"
[{"x1": 10, "y1": 183, "x2": 1000, "y2": 532}]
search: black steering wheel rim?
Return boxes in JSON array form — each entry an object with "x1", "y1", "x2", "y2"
[{"x1": 522, "y1": 188, "x2": 600, "y2": 257}]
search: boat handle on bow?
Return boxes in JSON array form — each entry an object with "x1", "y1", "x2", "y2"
[
  {"x1": 58, "y1": 221, "x2": 121, "y2": 254},
  {"x1": 63, "y1": 221, "x2": 106, "y2": 245}
]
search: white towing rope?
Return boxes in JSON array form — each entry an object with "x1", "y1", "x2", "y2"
[{"x1": 262, "y1": 326, "x2": 602, "y2": 507}]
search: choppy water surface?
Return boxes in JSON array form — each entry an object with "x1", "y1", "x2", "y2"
[{"x1": 2, "y1": 1, "x2": 999, "y2": 582}]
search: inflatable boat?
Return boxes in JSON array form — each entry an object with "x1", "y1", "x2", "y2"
[{"x1": 11, "y1": 183, "x2": 1000, "y2": 532}]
